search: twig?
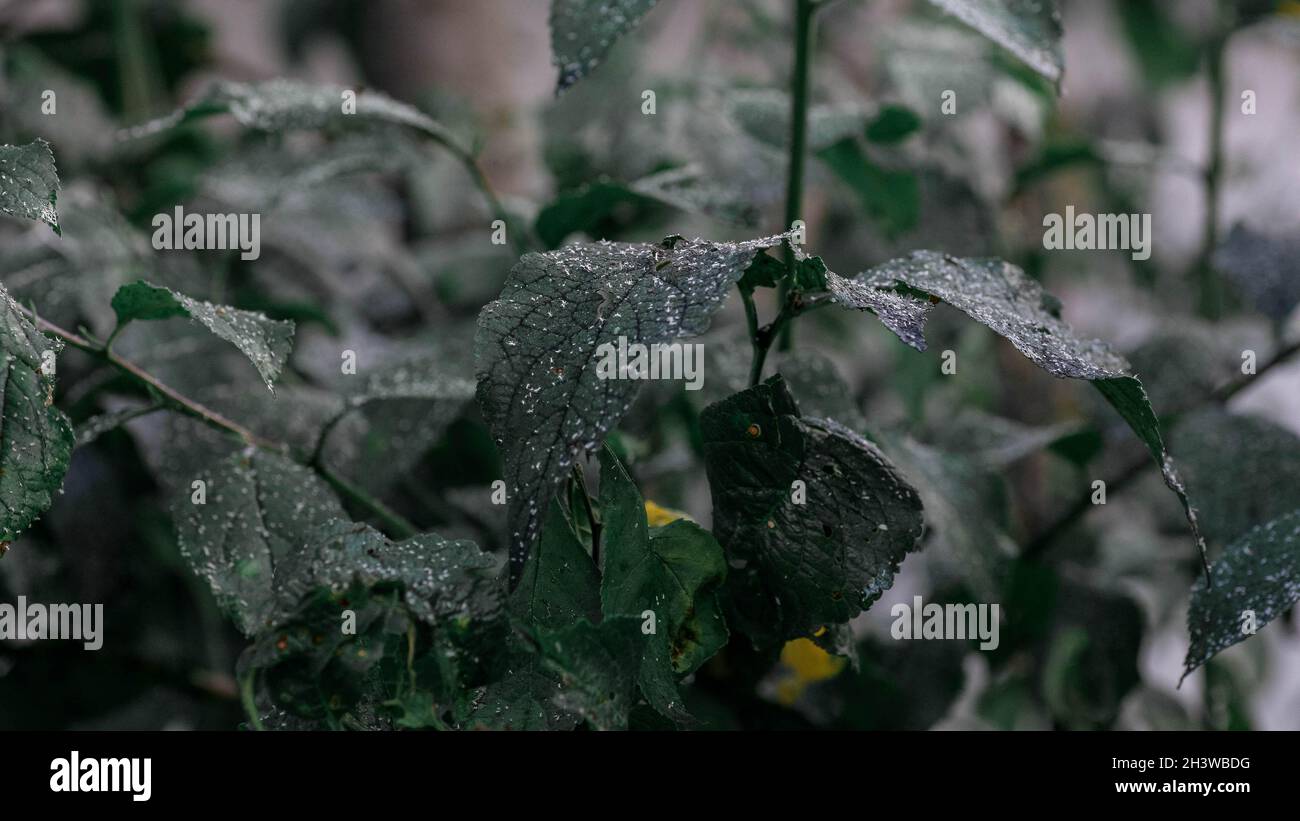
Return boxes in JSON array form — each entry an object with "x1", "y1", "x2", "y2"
[
  {"x1": 776, "y1": 0, "x2": 817, "y2": 352},
  {"x1": 1025, "y1": 339, "x2": 1300, "y2": 559},
  {"x1": 743, "y1": 287, "x2": 830, "y2": 385},
  {"x1": 21, "y1": 306, "x2": 419, "y2": 540},
  {"x1": 1194, "y1": 27, "x2": 1229, "y2": 319}
]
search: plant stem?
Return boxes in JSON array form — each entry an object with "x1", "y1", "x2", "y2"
[
  {"x1": 33, "y1": 314, "x2": 273, "y2": 448},
  {"x1": 741, "y1": 287, "x2": 766, "y2": 386},
  {"x1": 1025, "y1": 339, "x2": 1300, "y2": 560},
  {"x1": 238, "y1": 670, "x2": 264, "y2": 731},
  {"x1": 1195, "y1": 30, "x2": 1228, "y2": 319},
  {"x1": 23, "y1": 307, "x2": 419, "y2": 540},
  {"x1": 112, "y1": 0, "x2": 157, "y2": 122},
  {"x1": 315, "y1": 462, "x2": 418, "y2": 540},
  {"x1": 744, "y1": 287, "x2": 831, "y2": 385},
  {"x1": 449, "y1": 143, "x2": 530, "y2": 258},
  {"x1": 776, "y1": 0, "x2": 817, "y2": 352}
]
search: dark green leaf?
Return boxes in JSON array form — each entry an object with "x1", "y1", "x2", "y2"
[
  {"x1": 512, "y1": 499, "x2": 601, "y2": 628},
  {"x1": 830, "y1": 251, "x2": 1206, "y2": 567},
  {"x1": 164, "y1": 79, "x2": 464, "y2": 151},
  {"x1": 1041, "y1": 582, "x2": 1143, "y2": 729},
  {"x1": 0, "y1": 139, "x2": 60, "y2": 233},
  {"x1": 1170, "y1": 409, "x2": 1300, "y2": 547},
  {"x1": 534, "y1": 181, "x2": 652, "y2": 248},
  {"x1": 111, "y1": 281, "x2": 295, "y2": 391},
  {"x1": 467, "y1": 644, "x2": 580, "y2": 730},
  {"x1": 1213, "y1": 224, "x2": 1300, "y2": 322},
  {"x1": 533, "y1": 616, "x2": 644, "y2": 730},
  {"x1": 791, "y1": 251, "x2": 829, "y2": 291},
  {"x1": 1115, "y1": 0, "x2": 1201, "y2": 87},
  {"x1": 0, "y1": 285, "x2": 74, "y2": 542},
  {"x1": 738, "y1": 251, "x2": 787, "y2": 290},
  {"x1": 629, "y1": 165, "x2": 763, "y2": 226},
  {"x1": 816, "y1": 637, "x2": 966, "y2": 729},
  {"x1": 272, "y1": 517, "x2": 505, "y2": 642},
  {"x1": 550, "y1": 0, "x2": 660, "y2": 95},
  {"x1": 475, "y1": 233, "x2": 786, "y2": 582},
  {"x1": 240, "y1": 517, "x2": 507, "y2": 724},
  {"x1": 865, "y1": 104, "x2": 922, "y2": 143},
  {"x1": 816, "y1": 139, "x2": 919, "y2": 236},
  {"x1": 172, "y1": 448, "x2": 346, "y2": 635},
  {"x1": 701, "y1": 376, "x2": 925, "y2": 644},
  {"x1": 924, "y1": 0, "x2": 1063, "y2": 86},
  {"x1": 598, "y1": 446, "x2": 728, "y2": 677},
  {"x1": 880, "y1": 434, "x2": 1013, "y2": 602}
]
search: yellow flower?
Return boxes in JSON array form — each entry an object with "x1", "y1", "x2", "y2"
[
  {"x1": 644, "y1": 499, "x2": 692, "y2": 526},
  {"x1": 774, "y1": 636, "x2": 847, "y2": 706}
]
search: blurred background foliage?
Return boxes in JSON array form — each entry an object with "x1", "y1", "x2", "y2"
[{"x1": 0, "y1": 0, "x2": 1298, "y2": 729}]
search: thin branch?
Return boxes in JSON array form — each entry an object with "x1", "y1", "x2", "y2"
[
  {"x1": 447, "y1": 142, "x2": 530, "y2": 258},
  {"x1": 776, "y1": 0, "x2": 817, "y2": 352},
  {"x1": 743, "y1": 285, "x2": 828, "y2": 386},
  {"x1": 22, "y1": 306, "x2": 419, "y2": 540},
  {"x1": 315, "y1": 462, "x2": 418, "y2": 540},
  {"x1": 1194, "y1": 27, "x2": 1229, "y2": 319},
  {"x1": 1025, "y1": 339, "x2": 1300, "y2": 559}
]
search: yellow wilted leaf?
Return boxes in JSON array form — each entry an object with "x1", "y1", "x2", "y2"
[
  {"x1": 774, "y1": 637, "x2": 847, "y2": 706},
  {"x1": 644, "y1": 499, "x2": 692, "y2": 527}
]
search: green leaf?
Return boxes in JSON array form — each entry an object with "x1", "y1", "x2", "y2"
[
  {"x1": 172, "y1": 449, "x2": 346, "y2": 635},
  {"x1": 313, "y1": 348, "x2": 479, "y2": 497},
  {"x1": 865, "y1": 104, "x2": 923, "y2": 144},
  {"x1": 1170, "y1": 409, "x2": 1300, "y2": 548},
  {"x1": 164, "y1": 79, "x2": 465, "y2": 151},
  {"x1": 701, "y1": 375, "x2": 925, "y2": 645},
  {"x1": 629, "y1": 165, "x2": 763, "y2": 226},
  {"x1": 550, "y1": 0, "x2": 660, "y2": 95},
  {"x1": 820, "y1": 637, "x2": 966, "y2": 729},
  {"x1": 726, "y1": 89, "x2": 871, "y2": 152},
  {"x1": 1115, "y1": 0, "x2": 1201, "y2": 88},
  {"x1": 111, "y1": 281, "x2": 295, "y2": 391},
  {"x1": 238, "y1": 581, "x2": 407, "y2": 725},
  {"x1": 534, "y1": 181, "x2": 653, "y2": 249},
  {"x1": 467, "y1": 644, "x2": 580, "y2": 730},
  {"x1": 829, "y1": 251, "x2": 1206, "y2": 567},
  {"x1": 272, "y1": 517, "x2": 505, "y2": 645},
  {"x1": 598, "y1": 447, "x2": 728, "y2": 677},
  {"x1": 0, "y1": 139, "x2": 60, "y2": 234},
  {"x1": 238, "y1": 517, "x2": 507, "y2": 724},
  {"x1": 1213, "y1": 224, "x2": 1300, "y2": 322},
  {"x1": 924, "y1": 0, "x2": 1064, "y2": 87},
  {"x1": 816, "y1": 139, "x2": 919, "y2": 236},
  {"x1": 475, "y1": 233, "x2": 787, "y2": 582},
  {"x1": 1185, "y1": 506, "x2": 1294, "y2": 680},
  {"x1": 791, "y1": 250, "x2": 829, "y2": 292},
  {"x1": 879, "y1": 434, "x2": 1013, "y2": 603},
  {"x1": 2, "y1": 191, "x2": 153, "y2": 339},
  {"x1": 533, "y1": 616, "x2": 645, "y2": 730},
  {"x1": 1040, "y1": 582, "x2": 1143, "y2": 729},
  {"x1": 738, "y1": 252, "x2": 787, "y2": 291},
  {"x1": 0, "y1": 285, "x2": 75, "y2": 542},
  {"x1": 512, "y1": 499, "x2": 601, "y2": 628}
]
